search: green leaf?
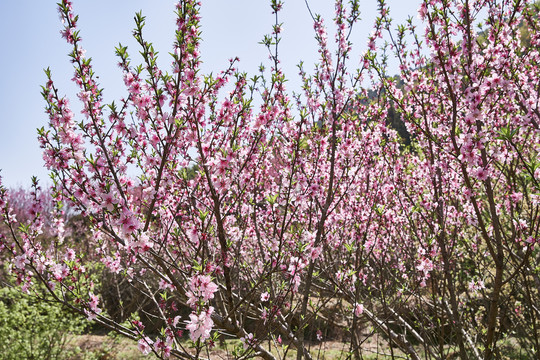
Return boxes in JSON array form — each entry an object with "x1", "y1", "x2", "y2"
[{"x1": 266, "y1": 194, "x2": 278, "y2": 205}]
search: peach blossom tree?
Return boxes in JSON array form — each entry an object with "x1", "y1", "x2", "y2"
[{"x1": 1, "y1": 0, "x2": 539, "y2": 359}]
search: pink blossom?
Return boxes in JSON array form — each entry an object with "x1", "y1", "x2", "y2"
[
  {"x1": 64, "y1": 248, "x2": 76, "y2": 262},
  {"x1": 51, "y1": 263, "x2": 70, "y2": 281},
  {"x1": 102, "y1": 192, "x2": 117, "y2": 211},
  {"x1": 14, "y1": 255, "x2": 28, "y2": 270},
  {"x1": 474, "y1": 167, "x2": 489, "y2": 181},
  {"x1": 118, "y1": 209, "x2": 140, "y2": 234},
  {"x1": 468, "y1": 280, "x2": 485, "y2": 292},
  {"x1": 138, "y1": 337, "x2": 153, "y2": 355},
  {"x1": 510, "y1": 192, "x2": 523, "y2": 203},
  {"x1": 186, "y1": 274, "x2": 218, "y2": 307},
  {"x1": 260, "y1": 292, "x2": 270, "y2": 302},
  {"x1": 525, "y1": 236, "x2": 536, "y2": 244},
  {"x1": 354, "y1": 303, "x2": 364, "y2": 317},
  {"x1": 186, "y1": 307, "x2": 214, "y2": 342},
  {"x1": 241, "y1": 332, "x2": 255, "y2": 349},
  {"x1": 85, "y1": 292, "x2": 102, "y2": 320},
  {"x1": 159, "y1": 278, "x2": 176, "y2": 291},
  {"x1": 162, "y1": 345, "x2": 171, "y2": 358}
]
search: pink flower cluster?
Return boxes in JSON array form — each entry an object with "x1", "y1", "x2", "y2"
[
  {"x1": 186, "y1": 306, "x2": 214, "y2": 342},
  {"x1": 184, "y1": 274, "x2": 218, "y2": 342},
  {"x1": 186, "y1": 274, "x2": 218, "y2": 308}
]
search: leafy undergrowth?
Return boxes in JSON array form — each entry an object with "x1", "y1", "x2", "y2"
[{"x1": 0, "y1": 286, "x2": 87, "y2": 360}]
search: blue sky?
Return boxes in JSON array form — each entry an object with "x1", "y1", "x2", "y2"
[{"x1": 0, "y1": 0, "x2": 420, "y2": 188}]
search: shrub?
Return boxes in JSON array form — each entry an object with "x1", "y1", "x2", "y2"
[{"x1": 0, "y1": 286, "x2": 87, "y2": 360}]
